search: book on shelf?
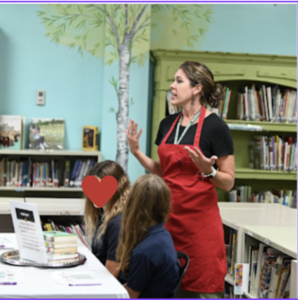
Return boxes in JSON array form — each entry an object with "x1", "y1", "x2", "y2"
[
  {"x1": 28, "y1": 118, "x2": 65, "y2": 150},
  {"x1": 228, "y1": 186, "x2": 297, "y2": 208},
  {"x1": 0, "y1": 115, "x2": 25, "y2": 150},
  {"x1": 0, "y1": 157, "x2": 96, "y2": 188},
  {"x1": 227, "y1": 229, "x2": 237, "y2": 277},
  {"x1": 82, "y1": 126, "x2": 99, "y2": 151},
  {"x1": 248, "y1": 244, "x2": 293, "y2": 298},
  {"x1": 249, "y1": 135, "x2": 297, "y2": 172},
  {"x1": 236, "y1": 85, "x2": 297, "y2": 123}
]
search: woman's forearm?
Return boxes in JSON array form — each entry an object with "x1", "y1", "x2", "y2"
[
  {"x1": 134, "y1": 150, "x2": 162, "y2": 177},
  {"x1": 209, "y1": 170, "x2": 234, "y2": 192}
]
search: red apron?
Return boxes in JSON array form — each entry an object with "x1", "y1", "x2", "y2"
[{"x1": 158, "y1": 106, "x2": 226, "y2": 293}]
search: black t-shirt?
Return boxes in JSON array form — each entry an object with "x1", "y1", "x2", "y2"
[
  {"x1": 155, "y1": 113, "x2": 234, "y2": 160},
  {"x1": 91, "y1": 213, "x2": 126, "y2": 283}
]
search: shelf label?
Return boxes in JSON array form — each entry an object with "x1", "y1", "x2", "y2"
[
  {"x1": 15, "y1": 188, "x2": 24, "y2": 192},
  {"x1": 264, "y1": 238, "x2": 270, "y2": 245}
]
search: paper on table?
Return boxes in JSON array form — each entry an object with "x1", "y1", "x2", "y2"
[
  {"x1": 51, "y1": 270, "x2": 109, "y2": 286},
  {"x1": 0, "y1": 268, "x2": 17, "y2": 285},
  {"x1": 0, "y1": 237, "x2": 16, "y2": 249}
]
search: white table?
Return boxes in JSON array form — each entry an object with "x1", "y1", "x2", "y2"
[
  {"x1": 218, "y1": 202, "x2": 297, "y2": 229},
  {"x1": 0, "y1": 233, "x2": 129, "y2": 298}
]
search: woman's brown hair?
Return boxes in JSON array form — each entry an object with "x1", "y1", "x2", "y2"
[
  {"x1": 116, "y1": 174, "x2": 171, "y2": 274},
  {"x1": 83, "y1": 160, "x2": 130, "y2": 242},
  {"x1": 179, "y1": 61, "x2": 225, "y2": 108}
]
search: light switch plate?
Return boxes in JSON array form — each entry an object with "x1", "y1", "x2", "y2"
[{"x1": 36, "y1": 90, "x2": 45, "y2": 106}]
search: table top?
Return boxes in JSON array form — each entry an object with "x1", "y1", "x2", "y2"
[
  {"x1": 218, "y1": 203, "x2": 297, "y2": 230},
  {"x1": 0, "y1": 233, "x2": 129, "y2": 298}
]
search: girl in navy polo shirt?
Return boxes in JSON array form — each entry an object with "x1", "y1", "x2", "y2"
[
  {"x1": 84, "y1": 160, "x2": 130, "y2": 282},
  {"x1": 117, "y1": 174, "x2": 180, "y2": 298}
]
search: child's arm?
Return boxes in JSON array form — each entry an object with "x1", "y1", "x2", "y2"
[
  {"x1": 105, "y1": 260, "x2": 119, "y2": 278},
  {"x1": 125, "y1": 253, "x2": 153, "y2": 298},
  {"x1": 125, "y1": 286, "x2": 140, "y2": 298}
]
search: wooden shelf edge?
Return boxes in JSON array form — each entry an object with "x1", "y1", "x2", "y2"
[
  {"x1": 226, "y1": 120, "x2": 297, "y2": 133},
  {"x1": 0, "y1": 149, "x2": 102, "y2": 157},
  {"x1": 235, "y1": 168, "x2": 297, "y2": 181},
  {"x1": 0, "y1": 187, "x2": 83, "y2": 192}
]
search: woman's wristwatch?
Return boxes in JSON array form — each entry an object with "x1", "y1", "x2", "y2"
[{"x1": 201, "y1": 167, "x2": 217, "y2": 178}]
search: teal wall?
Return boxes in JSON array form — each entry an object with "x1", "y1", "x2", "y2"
[
  {"x1": 0, "y1": 4, "x2": 296, "y2": 183},
  {"x1": 0, "y1": 5, "x2": 103, "y2": 150},
  {"x1": 202, "y1": 4, "x2": 297, "y2": 55},
  {"x1": 151, "y1": 4, "x2": 297, "y2": 55}
]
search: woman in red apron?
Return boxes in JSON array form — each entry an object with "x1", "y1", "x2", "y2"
[{"x1": 126, "y1": 61, "x2": 235, "y2": 298}]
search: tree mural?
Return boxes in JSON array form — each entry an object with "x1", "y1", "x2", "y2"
[{"x1": 37, "y1": 4, "x2": 213, "y2": 173}]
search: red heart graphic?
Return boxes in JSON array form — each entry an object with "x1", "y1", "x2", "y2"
[{"x1": 82, "y1": 175, "x2": 118, "y2": 209}]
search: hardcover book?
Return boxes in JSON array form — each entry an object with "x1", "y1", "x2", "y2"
[
  {"x1": 29, "y1": 118, "x2": 65, "y2": 150},
  {"x1": 0, "y1": 115, "x2": 25, "y2": 150},
  {"x1": 82, "y1": 126, "x2": 98, "y2": 151}
]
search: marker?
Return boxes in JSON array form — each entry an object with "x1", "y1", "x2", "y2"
[{"x1": 69, "y1": 283, "x2": 102, "y2": 286}]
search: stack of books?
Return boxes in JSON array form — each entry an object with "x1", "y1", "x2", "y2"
[{"x1": 43, "y1": 231, "x2": 79, "y2": 264}]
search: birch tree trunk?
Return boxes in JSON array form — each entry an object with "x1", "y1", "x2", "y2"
[{"x1": 116, "y1": 34, "x2": 132, "y2": 173}]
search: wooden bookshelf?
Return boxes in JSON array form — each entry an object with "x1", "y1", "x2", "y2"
[
  {"x1": 218, "y1": 202, "x2": 297, "y2": 298},
  {"x1": 244, "y1": 226, "x2": 297, "y2": 258},
  {"x1": 150, "y1": 49, "x2": 297, "y2": 206},
  {"x1": 0, "y1": 150, "x2": 101, "y2": 232},
  {"x1": 0, "y1": 149, "x2": 101, "y2": 196}
]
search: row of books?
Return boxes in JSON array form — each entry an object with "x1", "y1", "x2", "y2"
[
  {"x1": 41, "y1": 218, "x2": 90, "y2": 251},
  {"x1": 236, "y1": 86, "x2": 296, "y2": 123},
  {"x1": 228, "y1": 187, "x2": 297, "y2": 209},
  {"x1": 0, "y1": 157, "x2": 96, "y2": 188},
  {"x1": 249, "y1": 136, "x2": 297, "y2": 172},
  {"x1": 166, "y1": 85, "x2": 297, "y2": 124},
  {"x1": 248, "y1": 245, "x2": 292, "y2": 298}
]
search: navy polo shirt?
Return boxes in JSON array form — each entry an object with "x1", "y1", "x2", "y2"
[
  {"x1": 127, "y1": 222, "x2": 180, "y2": 298},
  {"x1": 91, "y1": 213, "x2": 127, "y2": 284}
]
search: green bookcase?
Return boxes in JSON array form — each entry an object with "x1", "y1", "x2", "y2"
[{"x1": 150, "y1": 49, "x2": 297, "y2": 203}]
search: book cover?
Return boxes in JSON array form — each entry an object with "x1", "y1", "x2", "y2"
[
  {"x1": 43, "y1": 231, "x2": 77, "y2": 242},
  {"x1": 29, "y1": 118, "x2": 65, "y2": 150},
  {"x1": 82, "y1": 126, "x2": 99, "y2": 151},
  {"x1": 0, "y1": 115, "x2": 24, "y2": 150}
]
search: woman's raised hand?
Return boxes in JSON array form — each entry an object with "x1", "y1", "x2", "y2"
[
  {"x1": 126, "y1": 119, "x2": 143, "y2": 156},
  {"x1": 184, "y1": 146, "x2": 217, "y2": 174}
]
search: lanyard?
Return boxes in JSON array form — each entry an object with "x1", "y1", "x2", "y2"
[{"x1": 174, "y1": 108, "x2": 202, "y2": 145}]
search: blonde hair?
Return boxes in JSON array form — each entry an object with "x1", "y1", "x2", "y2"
[
  {"x1": 83, "y1": 160, "x2": 130, "y2": 242},
  {"x1": 116, "y1": 174, "x2": 171, "y2": 274},
  {"x1": 180, "y1": 61, "x2": 225, "y2": 108}
]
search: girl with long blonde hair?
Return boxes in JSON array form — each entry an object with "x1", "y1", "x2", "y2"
[
  {"x1": 117, "y1": 174, "x2": 180, "y2": 298},
  {"x1": 84, "y1": 160, "x2": 129, "y2": 281}
]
